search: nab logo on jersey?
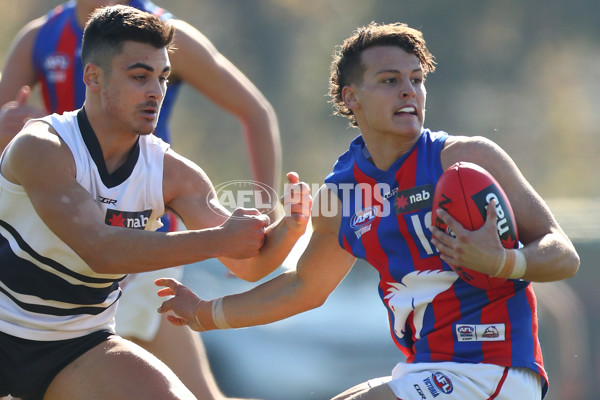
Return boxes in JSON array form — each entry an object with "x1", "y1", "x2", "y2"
[
  {"x1": 105, "y1": 209, "x2": 152, "y2": 230},
  {"x1": 44, "y1": 53, "x2": 70, "y2": 83},
  {"x1": 393, "y1": 184, "x2": 434, "y2": 215},
  {"x1": 350, "y1": 207, "x2": 378, "y2": 229}
]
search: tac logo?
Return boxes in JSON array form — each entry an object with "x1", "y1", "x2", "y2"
[
  {"x1": 208, "y1": 180, "x2": 279, "y2": 218},
  {"x1": 350, "y1": 206, "x2": 378, "y2": 230},
  {"x1": 482, "y1": 326, "x2": 500, "y2": 339},
  {"x1": 43, "y1": 53, "x2": 70, "y2": 83},
  {"x1": 432, "y1": 372, "x2": 453, "y2": 394}
]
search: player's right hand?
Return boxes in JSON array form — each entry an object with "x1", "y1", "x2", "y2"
[
  {"x1": 218, "y1": 207, "x2": 270, "y2": 259},
  {"x1": 155, "y1": 277, "x2": 212, "y2": 332}
]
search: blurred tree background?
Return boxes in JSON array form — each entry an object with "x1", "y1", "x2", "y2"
[
  {"x1": 2, "y1": 1, "x2": 600, "y2": 399},
  {"x1": 2, "y1": 0, "x2": 599, "y2": 196}
]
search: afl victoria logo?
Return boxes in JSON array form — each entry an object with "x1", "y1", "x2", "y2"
[
  {"x1": 350, "y1": 207, "x2": 378, "y2": 230},
  {"x1": 457, "y1": 326, "x2": 474, "y2": 334},
  {"x1": 432, "y1": 372, "x2": 453, "y2": 394},
  {"x1": 208, "y1": 180, "x2": 279, "y2": 218},
  {"x1": 44, "y1": 53, "x2": 70, "y2": 83}
]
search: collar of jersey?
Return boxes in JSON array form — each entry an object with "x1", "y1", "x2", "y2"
[{"x1": 77, "y1": 108, "x2": 140, "y2": 188}]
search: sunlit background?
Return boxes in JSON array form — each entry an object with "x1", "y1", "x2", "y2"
[{"x1": 2, "y1": 1, "x2": 599, "y2": 399}]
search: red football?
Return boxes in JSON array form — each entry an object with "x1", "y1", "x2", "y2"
[{"x1": 431, "y1": 161, "x2": 519, "y2": 289}]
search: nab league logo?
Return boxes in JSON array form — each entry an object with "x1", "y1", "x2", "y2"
[{"x1": 105, "y1": 209, "x2": 152, "y2": 229}]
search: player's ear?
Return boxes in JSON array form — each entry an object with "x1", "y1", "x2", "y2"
[
  {"x1": 342, "y1": 86, "x2": 359, "y2": 110},
  {"x1": 83, "y1": 63, "x2": 101, "y2": 91}
]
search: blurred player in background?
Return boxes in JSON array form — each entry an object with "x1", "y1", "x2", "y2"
[
  {"x1": 156, "y1": 22, "x2": 580, "y2": 399},
  {"x1": 0, "y1": 1, "x2": 281, "y2": 399}
]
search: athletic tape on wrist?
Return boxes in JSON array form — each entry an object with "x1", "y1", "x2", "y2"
[
  {"x1": 212, "y1": 297, "x2": 232, "y2": 329},
  {"x1": 510, "y1": 249, "x2": 527, "y2": 279},
  {"x1": 493, "y1": 249, "x2": 526, "y2": 279},
  {"x1": 493, "y1": 249, "x2": 507, "y2": 277}
]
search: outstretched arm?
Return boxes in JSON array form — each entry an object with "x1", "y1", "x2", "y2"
[
  {"x1": 430, "y1": 136, "x2": 579, "y2": 282},
  {"x1": 168, "y1": 19, "x2": 281, "y2": 192},
  {"x1": 156, "y1": 185, "x2": 356, "y2": 330},
  {"x1": 2, "y1": 122, "x2": 271, "y2": 275}
]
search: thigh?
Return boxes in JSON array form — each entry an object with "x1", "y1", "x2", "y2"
[
  {"x1": 43, "y1": 335, "x2": 195, "y2": 400},
  {"x1": 129, "y1": 314, "x2": 222, "y2": 399},
  {"x1": 331, "y1": 378, "x2": 398, "y2": 400}
]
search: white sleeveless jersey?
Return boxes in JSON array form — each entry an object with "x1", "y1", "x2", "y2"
[{"x1": 0, "y1": 110, "x2": 169, "y2": 341}]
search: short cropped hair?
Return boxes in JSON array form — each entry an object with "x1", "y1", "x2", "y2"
[
  {"x1": 329, "y1": 22, "x2": 436, "y2": 127},
  {"x1": 81, "y1": 5, "x2": 175, "y2": 72}
]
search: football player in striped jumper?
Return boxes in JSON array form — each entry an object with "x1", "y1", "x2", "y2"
[
  {"x1": 0, "y1": 6, "x2": 310, "y2": 400},
  {"x1": 157, "y1": 22, "x2": 579, "y2": 400},
  {"x1": 0, "y1": 1, "x2": 282, "y2": 399}
]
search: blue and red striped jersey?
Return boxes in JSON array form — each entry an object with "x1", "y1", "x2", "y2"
[
  {"x1": 31, "y1": 0, "x2": 181, "y2": 144},
  {"x1": 325, "y1": 129, "x2": 548, "y2": 396}
]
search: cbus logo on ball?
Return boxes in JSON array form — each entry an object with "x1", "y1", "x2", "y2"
[{"x1": 472, "y1": 184, "x2": 518, "y2": 249}]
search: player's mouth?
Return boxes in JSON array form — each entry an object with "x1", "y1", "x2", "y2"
[
  {"x1": 140, "y1": 103, "x2": 159, "y2": 118},
  {"x1": 394, "y1": 105, "x2": 418, "y2": 117}
]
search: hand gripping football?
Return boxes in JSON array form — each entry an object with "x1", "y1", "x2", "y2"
[{"x1": 432, "y1": 161, "x2": 519, "y2": 289}]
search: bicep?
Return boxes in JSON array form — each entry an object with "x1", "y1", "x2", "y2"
[
  {"x1": 442, "y1": 136, "x2": 562, "y2": 244},
  {"x1": 3, "y1": 125, "x2": 108, "y2": 259},
  {"x1": 295, "y1": 227, "x2": 356, "y2": 302},
  {"x1": 162, "y1": 149, "x2": 229, "y2": 230}
]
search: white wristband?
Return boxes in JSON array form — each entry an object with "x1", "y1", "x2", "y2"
[
  {"x1": 511, "y1": 249, "x2": 527, "y2": 279},
  {"x1": 212, "y1": 297, "x2": 232, "y2": 329}
]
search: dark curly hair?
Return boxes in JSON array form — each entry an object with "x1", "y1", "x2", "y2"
[
  {"x1": 81, "y1": 5, "x2": 175, "y2": 72},
  {"x1": 329, "y1": 22, "x2": 436, "y2": 127}
]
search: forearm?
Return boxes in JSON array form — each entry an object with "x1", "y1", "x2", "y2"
[
  {"x1": 242, "y1": 106, "x2": 282, "y2": 191},
  {"x1": 519, "y1": 230, "x2": 579, "y2": 282},
  {"x1": 83, "y1": 227, "x2": 227, "y2": 274},
  {"x1": 197, "y1": 270, "x2": 320, "y2": 330}
]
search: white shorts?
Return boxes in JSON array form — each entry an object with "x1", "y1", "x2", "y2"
[
  {"x1": 371, "y1": 361, "x2": 542, "y2": 400},
  {"x1": 114, "y1": 266, "x2": 184, "y2": 342}
]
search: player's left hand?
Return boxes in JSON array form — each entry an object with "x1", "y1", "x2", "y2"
[
  {"x1": 155, "y1": 278, "x2": 213, "y2": 331},
  {"x1": 429, "y1": 198, "x2": 505, "y2": 275},
  {"x1": 281, "y1": 171, "x2": 312, "y2": 235}
]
